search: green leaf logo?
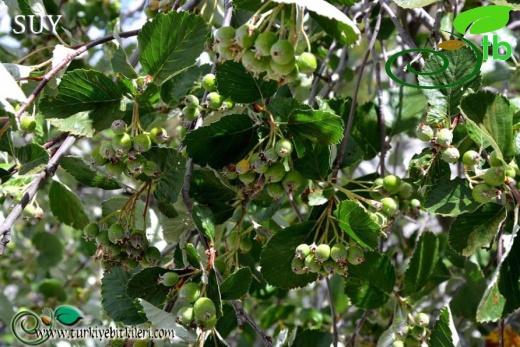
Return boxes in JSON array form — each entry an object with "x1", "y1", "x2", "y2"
[
  {"x1": 54, "y1": 306, "x2": 83, "y2": 326},
  {"x1": 453, "y1": 5, "x2": 513, "y2": 34}
]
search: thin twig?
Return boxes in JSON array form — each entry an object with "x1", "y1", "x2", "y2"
[
  {"x1": 410, "y1": 7, "x2": 435, "y2": 31},
  {"x1": 326, "y1": 278, "x2": 339, "y2": 347},
  {"x1": 179, "y1": 0, "x2": 203, "y2": 12},
  {"x1": 0, "y1": 136, "x2": 76, "y2": 255},
  {"x1": 346, "y1": 310, "x2": 370, "y2": 346},
  {"x1": 287, "y1": 191, "x2": 303, "y2": 222},
  {"x1": 309, "y1": 40, "x2": 337, "y2": 105},
  {"x1": 379, "y1": 2, "x2": 417, "y2": 50},
  {"x1": 332, "y1": 6, "x2": 382, "y2": 180}
]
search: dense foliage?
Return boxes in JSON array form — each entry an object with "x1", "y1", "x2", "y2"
[{"x1": 1, "y1": 0, "x2": 520, "y2": 346}]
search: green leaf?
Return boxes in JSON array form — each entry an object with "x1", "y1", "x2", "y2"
[
  {"x1": 268, "y1": 97, "x2": 311, "y2": 123},
  {"x1": 102, "y1": 196, "x2": 148, "y2": 230},
  {"x1": 293, "y1": 142, "x2": 331, "y2": 181},
  {"x1": 207, "y1": 268, "x2": 223, "y2": 318},
  {"x1": 429, "y1": 306, "x2": 459, "y2": 347},
  {"x1": 351, "y1": 103, "x2": 382, "y2": 160},
  {"x1": 60, "y1": 156, "x2": 120, "y2": 190},
  {"x1": 334, "y1": 201, "x2": 381, "y2": 250},
  {"x1": 31, "y1": 231, "x2": 64, "y2": 269},
  {"x1": 54, "y1": 306, "x2": 83, "y2": 326},
  {"x1": 161, "y1": 201, "x2": 194, "y2": 243},
  {"x1": 192, "y1": 205, "x2": 216, "y2": 241},
  {"x1": 461, "y1": 91, "x2": 516, "y2": 162},
  {"x1": 39, "y1": 69, "x2": 123, "y2": 118},
  {"x1": 49, "y1": 180, "x2": 89, "y2": 230},
  {"x1": 292, "y1": 329, "x2": 333, "y2": 347},
  {"x1": 48, "y1": 113, "x2": 95, "y2": 137},
  {"x1": 190, "y1": 168, "x2": 236, "y2": 204},
  {"x1": 408, "y1": 147, "x2": 451, "y2": 187},
  {"x1": 453, "y1": 5, "x2": 513, "y2": 34},
  {"x1": 388, "y1": 87, "x2": 427, "y2": 135},
  {"x1": 448, "y1": 204, "x2": 506, "y2": 256},
  {"x1": 404, "y1": 232, "x2": 440, "y2": 295},
  {"x1": 260, "y1": 221, "x2": 317, "y2": 289},
  {"x1": 139, "y1": 299, "x2": 197, "y2": 343},
  {"x1": 450, "y1": 261, "x2": 487, "y2": 320},
  {"x1": 160, "y1": 64, "x2": 211, "y2": 106},
  {"x1": 345, "y1": 252, "x2": 396, "y2": 309},
  {"x1": 101, "y1": 267, "x2": 147, "y2": 325},
  {"x1": 126, "y1": 267, "x2": 171, "y2": 306},
  {"x1": 220, "y1": 267, "x2": 252, "y2": 300},
  {"x1": 138, "y1": 11, "x2": 209, "y2": 85},
  {"x1": 419, "y1": 47, "x2": 481, "y2": 117},
  {"x1": 184, "y1": 114, "x2": 257, "y2": 169},
  {"x1": 392, "y1": 0, "x2": 439, "y2": 8},
  {"x1": 216, "y1": 61, "x2": 278, "y2": 103},
  {"x1": 16, "y1": 143, "x2": 48, "y2": 175},
  {"x1": 111, "y1": 47, "x2": 138, "y2": 79},
  {"x1": 288, "y1": 109, "x2": 343, "y2": 145},
  {"x1": 144, "y1": 148, "x2": 186, "y2": 215},
  {"x1": 424, "y1": 177, "x2": 480, "y2": 217},
  {"x1": 271, "y1": 0, "x2": 360, "y2": 45}
]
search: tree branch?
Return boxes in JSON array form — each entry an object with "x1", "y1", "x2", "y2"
[
  {"x1": 326, "y1": 278, "x2": 339, "y2": 347},
  {"x1": 0, "y1": 136, "x2": 76, "y2": 255}
]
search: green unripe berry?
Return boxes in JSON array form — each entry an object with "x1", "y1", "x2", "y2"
[
  {"x1": 330, "y1": 243, "x2": 349, "y2": 264},
  {"x1": 96, "y1": 229, "x2": 110, "y2": 246},
  {"x1": 483, "y1": 167, "x2": 506, "y2": 186},
  {"x1": 404, "y1": 335, "x2": 421, "y2": 347},
  {"x1": 263, "y1": 148, "x2": 278, "y2": 162},
  {"x1": 216, "y1": 44, "x2": 235, "y2": 61},
  {"x1": 143, "y1": 161, "x2": 161, "y2": 177},
  {"x1": 214, "y1": 26, "x2": 236, "y2": 47},
  {"x1": 83, "y1": 223, "x2": 100, "y2": 241},
  {"x1": 505, "y1": 164, "x2": 516, "y2": 178},
  {"x1": 149, "y1": 127, "x2": 168, "y2": 144},
  {"x1": 239, "y1": 171, "x2": 256, "y2": 184},
  {"x1": 182, "y1": 106, "x2": 200, "y2": 121},
  {"x1": 275, "y1": 139, "x2": 293, "y2": 158},
  {"x1": 207, "y1": 92, "x2": 224, "y2": 110},
  {"x1": 472, "y1": 183, "x2": 495, "y2": 203},
  {"x1": 179, "y1": 282, "x2": 200, "y2": 303},
  {"x1": 441, "y1": 146, "x2": 460, "y2": 164},
  {"x1": 462, "y1": 150, "x2": 480, "y2": 166},
  {"x1": 264, "y1": 162, "x2": 286, "y2": 183},
  {"x1": 322, "y1": 259, "x2": 339, "y2": 275},
  {"x1": 383, "y1": 175, "x2": 402, "y2": 195},
  {"x1": 270, "y1": 40, "x2": 295, "y2": 65},
  {"x1": 296, "y1": 52, "x2": 317, "y2": 74},
  {"x1": 201, "y1": 73, "x2": 216, "y2": 92},
  {"x1": 392, "y1": 340, "x2": 405, "y2": 347},
  {"x1": 411, "y1": 326, "x2": 427, "y2": 340},
  {"x1": 198, "y1": 315, "x2": 217, "y2": 330},
  {"x1": 129, "y1": 229, "x2": 148, "y2": 250},
  {"x1": 133, "y1": 133, "x2": 152, "y2": 153},
  {"x1": 108, "y1": 224, "x2": 125, "y2": 245},
  {"x1": 304, "y1": 254, "x2": 321, "y2": 273},
  {"x1": 397, "y1": 182, "x2": 414, "y2": 199},
  {"x1": 111, "y1": 120, "x2": 127, "y2": 135},
  {"x1": 235, "y1": 24, "x2": 258, "y2": 49},
  {"x1": 270, "y1": 59, "x2": 296, "y2": 75},
  {"x1": 105, "y1": 162, "x2": 125, "y2": 176},
  {"x1": 410, "y1": 199, "x2": 421, "y2": 209},
  {"x1": 100, "y1": 141, "x2": 116, "y2": 159},
  {"x1": 489, "y1": 151, "x2": 503, "y2": 167},
  {"x1": 92, "y1": 145, "x2": 108, "y2": 166},
  {"x1": 193, "y1": 297, "x2": 216, "y2": 322},
  {"x1": 126, "y1": 155, "x2": 147, "y2": 175},
  {"x1": 381, "y1": 197, "x2": 399, "y2": 216},
  {"x1": 240, "y1": 238, "x2": 252, "y2": 252},
  {"x1": 295, "y1": 243, "x2": 310, "y2": 260},
  {"x1": 282, "y1": 170, "x2": 304, "y2": 192},
  {"x1": 436, "y1": 128, "x2": 453, "y2": 147},
  {"x1": 347, "y1": 246, "x2": 365, "y2": 265},
  {"x1": 145, "y1": 246, "x2": 161, "y2": 265},
  {"x1": 112, "y1": 133, "x2": 133, "y2": 154},
  {"x1": 20, "y1": 115, "x2": 37, "y2": 133},
  {"x1": 266, "y1": 183, "x2": 285, "y2": 199},
  {"x1": 415, "y1": 123, "x2": 434, "y2": 141},
  {"x1": 221, "y1": 98, "x2": 235, "y2": 110},
  {"x1": 251, "y1": 154, "x2": 269, "y2": 173},
  {"x1": 184, "y1": 95, "x2": 199, "y2": 108},
  {"x1": 176, "y1": 306, "x2": 194, "y2": 326},
  {"x1": 254, "y1": 31, "x2": 278, "y2": 57},
  {"x1": 314, "y1": 244, "x2": 331, "y2": 264},
  {"x1": 161, "y1": 272, "x2": 179, "y2": 287},
  {"x1": 415, "y1": 312, "x2": 430, "y2": 327},
  {"x1": 291, "y1": 257, "x2": 306, "y2": 274},
  {"x1": 241, "y1": 49, "x2": 259, "y2": 72}
]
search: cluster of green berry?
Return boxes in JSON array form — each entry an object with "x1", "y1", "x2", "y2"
[
  {"x1": 370, "y1": 174, "x2": 421, "y2": 221},
  {"x1": 392, "y1": 312, "x2": 431, "y2": 347},
  {"x1": 291, "y1": 243, "x2": 365, "y2": 279},
  {"x1": 416, "y1": 124, "x2": 460, "y2": 164},
  {"x1": 221, "y1": 138, "x2": 304, "y2": 200},
  {"x1": 172, "y1": 282, "x2": 217, "y2": 330},
  {"x1": 83, "y1": 222, "x2": 161, "y2": 270},
  {"x1": 91, "y1": 120, "x2": 167, "y2": 178},
  {"x1": 213, "y1": 25, "x2": 317, "y2": 84}
]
